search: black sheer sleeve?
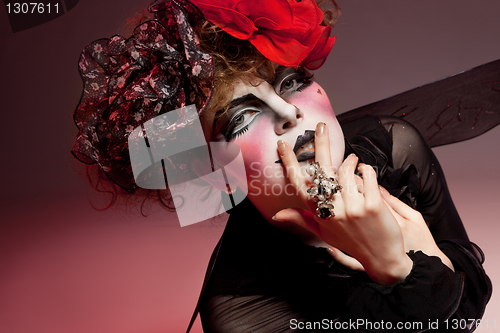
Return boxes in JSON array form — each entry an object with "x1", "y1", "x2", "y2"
[
  {"x1": 379, "y1": 116, "x2": 469, "y2": 244},
  {"x1": 378, "y1": 116, "x2": 491, "y2": 329},
  {"x1": 198, "y1": 116, "x2": 491, "y2": 333}
]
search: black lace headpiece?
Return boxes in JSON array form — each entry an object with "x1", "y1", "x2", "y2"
[{"x1": 72, "y1": 0, "x2": 214, "y2": 190}]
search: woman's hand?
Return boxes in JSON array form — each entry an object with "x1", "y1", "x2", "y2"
[
  {"x1": 379, "y1": 188, "x2": 454, "y2": 271},
  {"x1": 324, "y1": 189, "x2": 455, "y2": 272},
  {"x1": 275, "y1": 122, "x2": 412, "y2": 285}
]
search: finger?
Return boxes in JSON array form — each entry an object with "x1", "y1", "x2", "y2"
[
  {"x1": 357, "y1": 163, "x2": 381, "y2": 203},
  {"x1": 381, "y1": 195, "x2": 405, "y2": 227},
  {"x1": 327, "y1": 247, "x2": 365, "y2": 272},
  {"x1": 379, "y1": 188, "x2": 418, "y2": 220},
  {"x1": 379, "y1": 187, "x2": 399, "y2": 218},
  {"x1": 354, "y1": 174, "x2": 364, "y2": 193},
  {"x1": 277, "y1": 140, "x2": 309, "y2": 198},
  {"x1": 273, "y1": 208, "x2": 321, "y2": 236},
  {"x1": 314, "y1": 122, "x2": 335, "y2": 175},
  {"x1": 337, "y1": 154, "x2": 359, "y2": 201}
]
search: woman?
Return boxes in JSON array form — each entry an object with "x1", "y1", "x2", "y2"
[{"x1": 72, "y1": 0, "x2": 491, "y2": 331}]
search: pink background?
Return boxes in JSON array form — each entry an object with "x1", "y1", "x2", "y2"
[{"x1": 1, "y1": 0, "x2": 499, "y2": 332}]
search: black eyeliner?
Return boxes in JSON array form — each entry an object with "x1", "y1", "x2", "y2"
[
  {"x1": 296, "y1": 73, "x2": 314, "y2": 92},
  {"x1": 223, "y1": 108, "x2": 257, "y2": 141},
  {"x1": 222, "y1": 67, "x2": 313, "y2": 141},
  {"x1": 227, "y1": 126, "x2": 249, "y2": 141}
]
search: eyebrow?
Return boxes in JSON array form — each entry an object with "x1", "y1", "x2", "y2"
[{"x1": 229, "y1": 93, "x2": 259, "y2": 108}]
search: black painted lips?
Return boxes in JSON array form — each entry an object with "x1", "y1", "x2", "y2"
[{"x1": 275, "y1": 130, "x2": 315, "y2": 163}]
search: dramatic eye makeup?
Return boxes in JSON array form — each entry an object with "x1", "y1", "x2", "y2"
[
  {"x1": 214, "y1": 66, "x2": 314, "y2": 141},
  {"x1": 275, "y1": 66, "x2": 314, "y2": 97},
  {"x1": 224, "y1": 101, "x2": 261, "y2": 141}
]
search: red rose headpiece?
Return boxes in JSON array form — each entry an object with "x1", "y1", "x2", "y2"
[{"x1": 189, "y1": 0, "x2": 336, "y2": 69}]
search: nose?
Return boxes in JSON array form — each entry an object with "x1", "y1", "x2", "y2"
[{"x1": 269, "y1": 95, "x2": 303, "y2": 135}]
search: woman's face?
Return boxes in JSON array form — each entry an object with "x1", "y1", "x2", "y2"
[{"x1": 203, "y1": 66, "x2": 345, "y2": 218}]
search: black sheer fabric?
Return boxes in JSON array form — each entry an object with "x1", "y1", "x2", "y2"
[
  {"x1": 336, "y1": 60, "x2": 500, "y2": 148},
  {"x1": 198, "y1": 116, "x2": 492, "y2": 332}
]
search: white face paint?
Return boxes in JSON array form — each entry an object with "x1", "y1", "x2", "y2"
[{"x1": 204, "y1": 66, "x2": 345, "y2": 218}]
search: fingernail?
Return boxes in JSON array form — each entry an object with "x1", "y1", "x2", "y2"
[
  {"x1": 348, "y1": 153, "x2": 358, "y2": 159},
  {"x1": 272, "y1": 215, "x2": 284, "y2": 222},
  {"x1": 316, "y1": 122, "x2": 326, "y2": 136},
  {"x1": 327, "y1": 248, "x2": 336, "y2": 257},
  {"x1": 358, "y1": 163, "x2": 367, "y2": 171},
  {"x1": 277, "y1": 140, "x2": 288, "y2": 156},
  {"x1": 378, "y1": 185, "x2": 389, "y2": 195}
]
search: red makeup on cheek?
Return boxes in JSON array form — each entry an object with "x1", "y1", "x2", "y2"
[
  {"x1": 291, "y1": 84, "x2": 334, "y2": 118},
  {"x1": 234, "y1": 127, "x2": 264, "y2": 176}
]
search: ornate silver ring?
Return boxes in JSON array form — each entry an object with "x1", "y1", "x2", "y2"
[{"x1": 306, "y1": 162, "x2": 342, "y2": 219}]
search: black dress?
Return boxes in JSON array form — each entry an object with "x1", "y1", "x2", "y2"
[{"x1": 198, "y1": 116, "x2": 492, "y2": 332}]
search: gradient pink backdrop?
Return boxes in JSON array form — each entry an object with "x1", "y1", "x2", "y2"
[{"x1": 1, "y1": 1, "x2": 499, "y2": 332}]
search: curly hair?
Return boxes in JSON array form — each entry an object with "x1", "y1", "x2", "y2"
[
  {"x1": 82, "y1": 0, "x2": 341, "y2": 212},
  {"x1": 199, "y1": 0, "x2": 341, "y2": 115}
]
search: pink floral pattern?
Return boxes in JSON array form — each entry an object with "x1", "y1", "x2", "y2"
[{"x1": 72, "y1": 0, "x2": 213, "y2": 189}]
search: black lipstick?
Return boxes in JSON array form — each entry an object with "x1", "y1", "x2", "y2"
[{"x1": 275, "y1": 130, "x2": 316, "y2": 163}]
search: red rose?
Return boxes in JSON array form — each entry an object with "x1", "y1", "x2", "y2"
[{"x1": 190, "y1": 0, "x2": 335, "y2": 69}]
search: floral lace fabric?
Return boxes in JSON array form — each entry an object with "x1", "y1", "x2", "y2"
[{"x1": 72, "y1": 0, "x2": 213, "y2": 189}]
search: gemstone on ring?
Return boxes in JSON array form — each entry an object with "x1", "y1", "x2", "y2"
[
  {"x1": 306, "y1": 162, "x2": 342, "y2": 220},
  {"x1": 306, "y1": 164, "x2": 316, "y2": 176},
  {"x1": 316, "y1": 202, "x2": 335, "y2": 219}
]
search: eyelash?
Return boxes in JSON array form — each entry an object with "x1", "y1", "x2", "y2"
[
  {"x1": 227, "y1": 126, "x2": 249, "y2": 141},
  {"x1": 224, "y1": 109, "x2": 257, "y2": 141},
  {"x1": 280, "y1": 72, "x2": 314, "y2": 95},
  {"x1": 224, "y1": 70, "x2": 314, "y2": 141}
]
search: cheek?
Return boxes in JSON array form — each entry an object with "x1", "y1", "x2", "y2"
[
  {"x1": 232, "y1": 117, "x2": 287, "y2": 190},
  {"x1": 290, "y1": 83, "x2": 334, "y2": 117},
  {"x1": 233, "y1": 121, "x2": 268, "y2": 178}
]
